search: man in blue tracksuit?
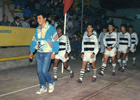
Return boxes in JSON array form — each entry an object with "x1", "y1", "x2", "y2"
[{"x1": 29, "y1": 12, "x2": 59, "y2": 94}]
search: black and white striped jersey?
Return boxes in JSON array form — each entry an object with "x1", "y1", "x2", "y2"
[
  {"x1": 58, "y1": 34, "x2": 71, "y2": 54},
  {"x1": 81, "y1": 33, "x2": 99, "y2": 55},
  {"x1": 117, "y1": 32, "x2": 131, "y2": 48},
  {"x1": 130, "y1": 32, "x2": 139, "y2": 46},
  {"x1": 103, "y1": 31, "x2": 117, "y2": 49}
]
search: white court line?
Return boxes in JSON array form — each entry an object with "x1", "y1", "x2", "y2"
[{"x1": 0, "y1": 73, "x2": 79, "y2": 98}]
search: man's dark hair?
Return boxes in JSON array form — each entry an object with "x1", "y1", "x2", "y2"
[
  {"x1": 121, "y1": 24, "x2": 127, "y2": 29},
  {"x1": 102, "y1": 25, "x2": 108, "y2": 29},
  {"x1": 56, "y1": 25, "x2": 63, "y2": 34},
  {"x1": 86, "y1": 22, "x2": 94, "y2": 28},
  {"x1": 37, "y1": 12, "x2": 47, "y2": 19},
  {"x1": 24, "y1": 17, "x2": 30, "y2": 21},
  {"x1": 128, "y1": 25, "x2": 133, "y2": 28},
  {"x1": 3, "y1": 14, "x2": 6, "y2": 18},
  {"x1": 114, "y1": 26, "x2": 118, "y2": 29},
  {"x1": 14, "y1": 16, "x2": 20, "y2": 21},
  {"x1": 108, "y1": 23, "x2": 115, "y2": 27}
]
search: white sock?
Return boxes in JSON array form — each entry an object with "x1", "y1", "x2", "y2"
[
  {"x1": 67, "y1": 66, "x2": 73, "y2": 73},
  {"x1": 133, "y1": 57, "x2": 136, "y2": 63},
  {"x1": 79, "y1": 69, "x2": 85, "y2": 81},
  {"x1": 112, "y1": 63, "x2": 116, "y2": 72},
  {"x1": 53, "y1": 67, "x2": 58, "y2": 78},
  {"x1": 93, "y1": 69, "x2": 97, "y2": 78}
]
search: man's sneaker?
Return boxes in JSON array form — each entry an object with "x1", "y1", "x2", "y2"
[
  {"x1": 91, "y1": 77, "x2": 96, "y2": 82},
  {"x1": 132, "y1": 63, "x2": 135, "y2": 66},
  {"x1": 49, "y1": 83, "x2": 55, "y2": 93},
  {"x1": 85, "y1": 69, "x2": 90, "y2": 73},
  {"x1": 118, "y1": 66, "x2": 122, "y2": 70},
  {"x1": 71, "y1": 56, "x2": 75, "y2": 60},
  {"x1": 70, "y1": 71, "x2": 74, "y2": 78},
  {"x1": 76, "y1": 79, "x2": 82, "y2": 83},
  {"x1": 98, "y1": 71, "x2": 103, "y2": 76},
  {"x1": 112, "y1": 71, "x2": 115, "y2": 76},
  {"x1": 36, "y1": 86, "x2": 47, "y2": 94},
  {"x1": 121, "y1": 68, "x2": 124, "y2": 72},
  {"x1": 52, "y1": 77, "x2": 57, "y2": 81}
]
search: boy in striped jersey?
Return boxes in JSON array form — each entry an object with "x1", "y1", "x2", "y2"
[
  {"x1": 53, "y1": 26, "x2": 74, "y2": 81},
  {"x1": 117, "y1": 24, "x2": 131, "y2": 72},
  {"x1": 126, "y1": 25, "x2": 139, "y2": 66},
  {"x1": 76, "y1": 23, "x2": 99, "y2": 83},
  {"x1": 98, "y1": 23, "x2": 117, "y2": 76},
  {"x1": 98, "y1": 25, "x2": 108, "y2": 65}
]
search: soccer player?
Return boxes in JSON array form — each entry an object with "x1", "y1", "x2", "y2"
[
  {"x1": 117, "y1": 24, "x2": 131, "y2": 72},
  {"x1": 53, "y1": 26, "x2": 74, "y2": 81},
  {"x1": 126, "y1": 25, "x2": 139, "y2": 66},
  {"x1": 76, "y1": 23, "x2": 99, "y2": 83},
  {"x1": 98, "y1": 25, "x2": 108, "y2": 65},
  {"x1": 98, "y1": 23, "x2": 117, "y2": 76}
]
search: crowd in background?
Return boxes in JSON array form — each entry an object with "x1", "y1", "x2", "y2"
[{"x1": 0, "y1": 0, "x2": 111, "y2": 59}]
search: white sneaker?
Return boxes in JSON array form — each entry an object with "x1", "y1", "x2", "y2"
[
  {"x1": 49, "y1": 83, "x2": 55, "y2": 93},
  {"x1": 71, "y1": 56, "x2": 75, "y2": 60},
  {"x1": 36, "y1": 86, "x2": 47, "y2": 94}
]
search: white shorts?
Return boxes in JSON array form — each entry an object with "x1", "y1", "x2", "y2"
[
  {"x1": 130, "y1": 44, "x2": 136, "y2": 53},
  {"x1": 104, "y1": 48, "x2": 116, "y2": 57},
  {"x1": 118, "y1": 45, "x2": 127, "y2": 53},
  {"x1": 83, "y1": 51, "x2": 96, "y2": 63},
  {"x1": 55, "y1": 51, "x2": 69, "y2": 62}
]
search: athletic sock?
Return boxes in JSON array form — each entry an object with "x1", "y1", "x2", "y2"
[
  {"x1": 79, "y1": 69, "x2": 85, "y2": 81},
  {"x1": 112, "y1": 63, "x2": 116, "y2": 72},
  {"x1": 93, "y1": 69, "x2": 97, "y2": 78},
  {"x1": 101, "y1": 63, "x2": 107, "y2": 74},
  {"x1": 102, "y1": 58, "x2": 104, "y2": 63},
  {"x1": 109, "y1": 57, "x2": 112, "y2": 63},
  {"x1": 86, "y1": 62, "x2": 90, "y2": 71},
  {"x1": 53, "y1": 67, "x2": 58, "y2": 79},
  {"x1": 117, "y1": 59, "x2": 122, "y2": 66},
  {"x1": 133, "y1": 57, "x2": 136, "y2": 64},
  {"x1": 122, "y1": 60, "x2": 126, "y2": 69},
  {"x1": 125, "y1": 56, "x2": 128, "y2": 62},
  {"x1": 67, "y1": 66, "x2": 73, "y2": 73}
]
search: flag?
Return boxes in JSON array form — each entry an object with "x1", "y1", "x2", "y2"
[{"x1": 63, "y1": 0, "x2": 74, "y2": 16}]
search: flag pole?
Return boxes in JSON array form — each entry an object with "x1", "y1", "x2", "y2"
[
  {"x1": 81, "y1": 0, "x2": 84, "y2": 33},
  {"x1": 61, "y1": 13, "x2": 67, "y2": 73}
]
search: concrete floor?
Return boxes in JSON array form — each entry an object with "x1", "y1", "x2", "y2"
[{"x1": 0, "y1": 49, "x2": 140, "y2": 100}]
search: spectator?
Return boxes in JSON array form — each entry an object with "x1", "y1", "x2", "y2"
[
  {"x1": 27, "y1": 0, "x2": 35, "y2": 15},
  {"x1": 76, "y1": 36, "x2": 82, "y2": 57},
  {"x1": 70, "y1": 37, "x2": 76, "y2": 60},
  {"x1": 22, "y1": 17, "x2": 30, "y2": 27},
  {"x1": 23, "y1": 4, "x2": 32, "y2": 18},
  {"x1": 14, "y1": 0, "x2": 26, "y2": 10},
  {"x1": 30, "y1": 19, "x2": 37, "y2": 28},
  {"x1": 41, "y1": 1, "x2": 51, "y2": 15},
  {"x1": 11, "y1": 16, "x2": 22, "y2": 27},
  {"x1": 67, "y1": 18, "x2": 73, "y2": 34},
  {"x1": 54, "y1": 16, "x2": 60, "y2": 28},
  {"x1": 73, "y1": 18, "x2": 79, "y2": 34},
  {"x1": 0, "y1": 14, "x2": 11, "y2": 26},
  {"x1": 55, "y1": 5, "x2": 60, "y2": 15},
  {"x1": 66, "y1": 29, "x2": 72, "y2": 39}
]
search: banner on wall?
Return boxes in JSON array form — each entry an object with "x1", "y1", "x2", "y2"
[{"x1": 0, "y1": 26, "x2": 35, "y2": 46}]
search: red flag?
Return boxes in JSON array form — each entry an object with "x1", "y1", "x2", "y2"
[{"x1": 63, "y1": 0, "x2": 74, "y2": 16}]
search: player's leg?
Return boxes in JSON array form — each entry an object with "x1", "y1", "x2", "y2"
[
  {"x1": 76, "y1": 61, "x2": 88, "y2": 83},
  {"x1": 63, "y1": 61, "x2": 74, "y2": 78},
  {"x1": 132, "y1": 52, "x2": 136, "y2": 66},
  {"x1": 91, "y1": 61, "x2": 97, "y2": 82},
  {"x1": 53, "y1": 59, "x2": 60, "y2": 81},
  {"x1": 98, "y1": 54, "x2": 109, "y2": 76},
  {"x1": 117, "y1": 51, "x2": 122, "y2": 70},
  {"x1": 111, "y1": 56, "x2": 116, "y2": 76},
  {"x1": 121, "y1": 53, "x2": 127, "y2": 72},
  {"x1": 85, "y1": 62, "x2": 90, "y2": 73}
]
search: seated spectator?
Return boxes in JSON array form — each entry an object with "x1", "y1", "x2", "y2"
[
  {"x1": 76, "y1": 36, "x2": 82, "y2": 57},
  {"x1": 70, "y1": 37, "x2": 77, "y2": 60},
  {"x1": 73, "y1": 18, "x2": 79, "y2": 34},
  {"x1": 55, "y1": 5, "x2": 60, "y2": 15},
  {"x1": 0, "y1": 14, "x2": 11, "y2": 26},
  {"x1": 23, "y1": 4, "x2": 32, "y2": 18},
  {"x1": 66, "y1": 29, "x2": 72, "y2": 39},
  {"x1": 30, "y1": 19, "x2": 37, "y2": 28},
  {"x1": 27, "y1": 0, "x2": 35, "y2": 15},
  {"x1": 67, "y1": 18, "x2": 73, "y2": 34},
  {"x1": 11, "y1": 16, "x2": 22, "y2": 27},
  {"x1": 22, "y1": 17, "x2": 30, "y2": 27}
]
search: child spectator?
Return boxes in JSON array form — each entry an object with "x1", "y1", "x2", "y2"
[{"x1": 22, "y1": 17, "x2": 30, "y2": 27}]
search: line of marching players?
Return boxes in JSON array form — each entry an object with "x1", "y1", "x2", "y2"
[{"x1": 53, "y1": 22, "x2": 139, "y2": 84}]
